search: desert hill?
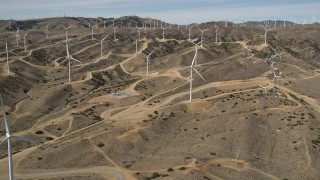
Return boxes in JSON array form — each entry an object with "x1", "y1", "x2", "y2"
[{"x1": 0, "y1": 16, "x2": 320, "y2": 180}]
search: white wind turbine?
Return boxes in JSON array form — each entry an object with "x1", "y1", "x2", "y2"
[
  {"x1": 113, "y1": 26, "x2": 119, "y2": 41},
  {"x1": 271, "y1": 48, "x2": 283, "y2": 62},
  {"x1": 272, "y1": 70, "x2": 282, "y2": 94},
  {"x1": 100, "y1": 35, "x2": 108, "y2": 58},
  {"x1": 135, "y1": 39, "x2": 138, "y2": 55},
  {"x1": 215, "y1": 26, "x2": 219, "y2": 44},
  {"x1": 1, "y1": 41, "x2": 14, "y2": 75},
  {"x1": 146, "y1": 50, "x2": 155, "y2": 77},
  {"x1": 162, "y1": 27, "x2": 167, "y2": 39},
  {"x1": 188, "y1": 25, "x2": 194, "y2": 42},
  {"x1": 91, "y1": 25, "x2": 97, "y2": 40},
  {"x1": 136, "y1": 25, "x2": 143, "y2": 41},
  {"x1": 197, "y1": 26, "x2": 209, "y2": 48},
  {"x1": 262, "y1": 27, "x2": 273, "y2": 45},
  {"x1": 60, "y1": 26, "x2": 81, "y2": 84},
  {"x1": 188, "y1": 44, "x2": 205, "y2": 102},
  {"x1": 0, "y1": 94, "x2": 42, "y2": 180},
  {"x1": 15, "y1": 28, "x2": 21, "y2": 46},
  {"x1": 43, "y1": 25, "x2": 50, "y2": 39},
  {"x1": 23, "y1": 31, "x2": 29, "y2": 52},
  {"x1": 259, "y1": 84, "x2": 270, "y2": 108}
]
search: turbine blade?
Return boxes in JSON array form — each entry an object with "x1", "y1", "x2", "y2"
[
  {"x1": 0, "y1": 138, "x2": 8, "y2": 147},
  {"x1": 9, "y1": 52, "x2": 19, "y2": 56},
  {"x1": 59, "y1": 58, "x2": 68, "y2": 64},
  {"x1": 0, "y1": 94, "x2": 10, "y2": 134},
  {"x1": 178, "y1": 66, "x2": 190, "y2": 71},
  {"x1": 12, "y1": 136, "x2": 42, "y2": 145},
  {"x1": 193, "y1": 68, "x2": 205, "y2": 81},
  {"x1": 148, "y1": 50, "x2": 155, "y2": 58},
  {"x1": 101, "y1": 35, "x2": 108, "y2": 41},
  {"x1": 191, "y1": 46, "x2": 198, "y2": 66},
  {"x1": 71, "y1": 57, "x2": 81, "y2": 63}
]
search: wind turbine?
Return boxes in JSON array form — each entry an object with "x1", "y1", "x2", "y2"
[
  {"x1": 272, "y1": 70, "x2": 282, "y2": 94},
  {"x1": 8, "y1": 20, "x2": 11, "y2": 30},
  {"x1": 91, "y1": 25, "x2": 97, "y2": 40},
  {"x1": 197, "y1": 26, "x2": 209, "y2": 48},
  {"x1": 15, "y1": 28, "x2": 21, "y2": 46},
  {"x1": 259, "y1": 84, "x2": 270, "y2": 108},
  {"x1": 0, "y1": 94, "x2": 42, "y2": 180},
  {"x1": 61, "y1": 26, "x2": 81, "y2": 84},
  {"x1": 189, "y1": 45, "x2": 205, "y2": 102},
  {"x1": 113, "y1": 26, "x2": 118, "y2": 41},
  {"x1": 136, "y1": 25, "x2": 143, "y2": 41},
  {"x1": 135, "y1": 39, "x2": 138, "y2": 55},
  {"x1": 43, "y1": 25, "x2": 50, "y2": 39},
  {"x1": 23, "y1": 31, "x2": 29, "y2": 52},
  {"x1": 2, "y1": 41, "x2": 14, "y2": 75},
  {"x1": 271, "y1": 48, "x2": 283, "y2": 62},
  {"x1": 262, "y1": 27, "x2": 273, "y2": 45},
  {"x1": 100, "y1": 35, "x2": 108, "y2": 58},
  {"x1": 146, "y1": 50, "x2": 155, "y2": 77},
  {"x1": 215, "y1": 26, "x2": 219, "y2": 44},
  {"x1": 162, "y1": 27, "x2": 167, "y2": 39},
  {"x1": 188, "y1": 25, "x2": 194, "y2": 42}
]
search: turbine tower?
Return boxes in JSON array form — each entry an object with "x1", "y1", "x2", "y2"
[
  {"x1": 259, "y1": 84, "x2": 270, "y2": 108},
  {"x1": 1, "y1": 41, "x2": 15, "y2": 75},
  {"x1": 91, "y1": 25, "x2": 97, "y2": 40},
  {"x1": 0, "y1": 94, "x2": 42, "y2": 180},
  {"x1": 262, "y1": 27, "x2": 273, "y2": 45},
  {"x1": 146, "y1": 50, "x2": 155, "y2": 77},
  {"x1": 215, "y1": 26, "x2": 219, "y2": 44},
  {"x1": 15, "y1": 28, "x2": 21, "y2": 46},
  {"x1": 162, "y1": 27, "x2": 167, "y2": 39},
  {"x1": 135, "y1": 39, "x2": 138, "y2": 55},
  {"x1": 136, "y1": 25, "x2": 143, "y2": 41},
  {"x1": 272, "y1": 70, "x2": 282, "y2": 94},
  {"x1": 100, "y1": 35, "x2": 108, "y2": 58},
  {"x1": 188, "y1": 25, "x2": 194, "y2": 42},
  {"x1": 113, "y1": 26, "x2": 119, "y2": 41},
  {"x1": 23, "y1": 31, "x2": 29, "y2": 52},
  {"x1": 43, "y1": 25, "x2": 50, "y2": 39},
  {"x1": 189, "y1": 44, "x2": 205, "y2": 102}
]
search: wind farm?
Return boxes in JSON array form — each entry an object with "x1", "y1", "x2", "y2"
[{"x1": 0, "y1": 9, "x2": 320, "y2": 180}]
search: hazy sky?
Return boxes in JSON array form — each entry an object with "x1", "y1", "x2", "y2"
[{"x1": 0, "y1": 0, "x2": 319, "y2": 23}]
